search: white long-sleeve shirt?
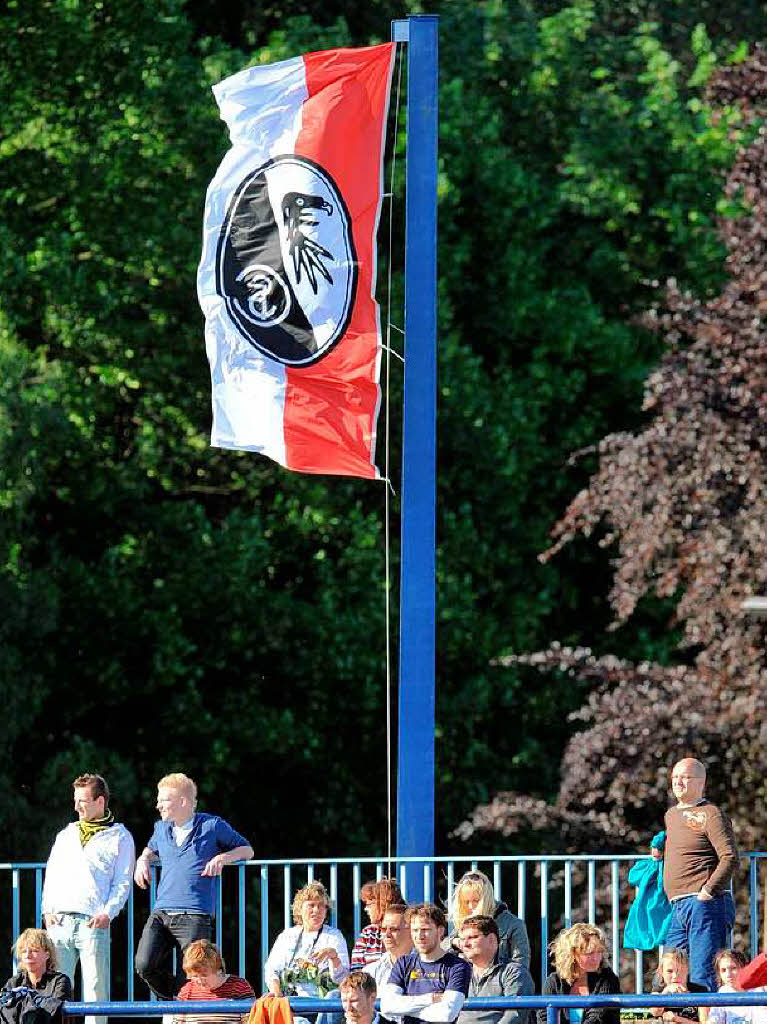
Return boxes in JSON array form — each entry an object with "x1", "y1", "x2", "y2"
[
  {"x1": 382, "y1": 984, "x2": 466, "y2": 1022},
  {"x1": 264, "y1": 925, "x2": 349, "y2": 993},
  {"x1": 42, "y1": 822, "x2": 135, "y2": 920},
  {"x1": 364, "y1": 954, "x2": 404, "y2": 1024}
]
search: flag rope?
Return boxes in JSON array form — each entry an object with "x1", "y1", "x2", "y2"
[{"x1": 384, "y1": 41, "x2": 405, "y2": 878}]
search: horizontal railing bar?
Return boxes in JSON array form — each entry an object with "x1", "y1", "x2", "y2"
[
  {"x1": 61, "y1": 994, "x2": 767, "y2": 1017},
  {"x1": 6, "y1": 851, "x2": 767, "y2": 873}
]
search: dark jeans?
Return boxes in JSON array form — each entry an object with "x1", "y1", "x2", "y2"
[{"x1": 135, "y1": 910, "x2": 212, "y2": 999}]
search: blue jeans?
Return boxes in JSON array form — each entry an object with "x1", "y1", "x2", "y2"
[
  {"x1": 47, "y1": 912, "x2": 110, "y2": 1024},
  {"x1": 135, "y1": 909, "x2": 212, "y2": 998},
  {"x1": 665, "y1": 892, "x2": 735, "y2": 990}
]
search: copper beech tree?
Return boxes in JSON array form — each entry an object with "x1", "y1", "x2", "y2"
[{"x1": 457, "y1": 51, "x2": 767, "y2": 854}]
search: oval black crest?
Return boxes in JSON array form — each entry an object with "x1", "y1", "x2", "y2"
[{"x1": 215, "y1": 155, "x2": 358, "y2": 367}]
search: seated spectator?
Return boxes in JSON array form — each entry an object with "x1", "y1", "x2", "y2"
[
  {"x1": 537, "y1": 923, "x2": 619, "y2": 1024},
  {"x1": 364, "y1": 905, "x2": 413, "y2": 994},
  {"x1": 381, "y1": 903, "x2": 471, "y2": 1024},
  {"x1": 458, "y1": 915, "x2": 533, "y2": 1024},
  {"x1": 264, "y1": 881, "x2": 349, "y2": 998},
  {"x1": 175, "y1": 940, "x2": 254, "y2": 1024},
  {"x1": 341, "y1": 972, "x2": 379, "y2": 1024},
  {"x1": 352, "y1": 880, "x2": 405, "y2": 970},
  {"x1": 650, "y1": 948, "x2": 708, "y2": 1024},
  {"x1": 709, "y1": 950, "x2": 759, "y2": 1024},
  {"x1": 1, "y1": 929, "x2": 71, "y2": 1024},
  {"x1": 447, "y1": 872, "x2": 530, "y2": 968}
]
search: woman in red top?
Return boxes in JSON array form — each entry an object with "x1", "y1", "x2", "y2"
[
  {"x1": 350, "y1": 878, "x2": 404, "y2": 969},
  {"x1": 175, "y1": 940, "x2": 254, "y2": 1024}
]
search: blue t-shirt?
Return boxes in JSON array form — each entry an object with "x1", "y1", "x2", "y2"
[
  {"x1": 389, "y1": 950, "x2": 471, "y2": 1024},
  {"x1": 148, "y1": 812, "x2": 249, "y2": 914}
]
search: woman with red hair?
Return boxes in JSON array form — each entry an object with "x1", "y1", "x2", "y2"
[{"x1": 350, "y1": 878, "x2": 404, "y2": 969}]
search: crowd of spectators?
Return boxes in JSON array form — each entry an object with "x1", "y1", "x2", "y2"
[{"x1": 2, "y1": 759, "x2": 765, "y2": 1024}]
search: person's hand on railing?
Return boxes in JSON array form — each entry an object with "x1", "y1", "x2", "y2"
[{"x1": 201, "y1": 855, "x2": 230, "y2": 878}]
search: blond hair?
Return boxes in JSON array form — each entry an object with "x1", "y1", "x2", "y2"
[
  {"x1": 551, "y1": 923, "x2": 606, "y2": 984},
  {"x1": 13, "y1": 928, "x2": 58, "y2": 972},
  {"x1": 157, "y1": 773, "x2": 197, "y2": 807},
  {"x1": 658, "y1": 948, "x2": 689, "y2": 976},
  {"x1": 451, "y1": 870, "x2": 496, "y2": 931},
  {"x1": 292, "y1": 881, "x2": 331, "y2": 925}
]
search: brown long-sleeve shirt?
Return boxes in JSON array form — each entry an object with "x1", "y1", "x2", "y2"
[{"x1": 663, "y1": 800, "x2": 738, "y2": 900}]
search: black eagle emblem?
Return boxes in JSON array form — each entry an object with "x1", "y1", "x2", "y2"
[{"x1": 282, "y1": 192, "x2": 334, "y2": 293}]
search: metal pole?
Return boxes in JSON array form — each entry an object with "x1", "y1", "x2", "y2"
[{"x1": 392, "y1": 14, "x2": 439, "y2": 902}]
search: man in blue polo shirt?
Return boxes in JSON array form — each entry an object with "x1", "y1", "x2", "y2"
[{"x1": 133, "y1": 772, "x2": 253, "y2": 998}]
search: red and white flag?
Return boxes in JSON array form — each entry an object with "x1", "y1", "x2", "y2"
[{"x1": 198, "y1": 44, "x2": 395, "y2": 478}]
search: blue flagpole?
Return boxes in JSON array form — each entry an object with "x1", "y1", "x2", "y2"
[{"x1": 391, "y1": 14, "x2": 438, "y2": 902}]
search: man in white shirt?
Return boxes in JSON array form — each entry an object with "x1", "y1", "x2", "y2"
[
  {"x1": 381, "y1": 904, "x2": 471, "y2": 1024},
  {"x1": 364, "y1": 904, "x2": 413, "y2": 1022},
  {"x1": 42, "y1": 773, "x2": 135, "y2": 1024}
]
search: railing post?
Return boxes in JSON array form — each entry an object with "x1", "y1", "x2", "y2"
[
  {"x1": 238, "y1": 864, "x2": 246, "y2": 977},
  {"x1": 283, "y1": 864, "x2": 292, "y2": 929},
  {"x1": 540, "y1": 861, "x2": 549, "y2": 983},
  {"x1": 750, "y1": 855, "x2": 759, "y2": 959},
  {"x1": 260, "y1": 866, "x2": 269, "y2": 993},
  {"x1": 353, "y1": 863, "x2": 362, "y2": 939},
  {"x1": 587, "y1": 860, "x2": 596, "y2": 924},
  {"x1": 12, "y1": 869, "x2": 20, "y2": 972},
  {"x1": 35, "y1": 867, "x2": 43, "y2": 927},
  {"x1": 564, "y1": 860, "x2": 572, "y2": 929},
  {"x1": 517, "y1": 861, "x2": 526, "y2": 920},
  {"x1": 611, "y1": 860, "x2": 620, "y2": 974}
]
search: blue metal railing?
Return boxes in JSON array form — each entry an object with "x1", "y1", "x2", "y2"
[
  {"x1": 59, "y1": 993, "x2": 767, "y2": 1019},
  {"x1": 4, "y1": 852, "x2": 765, "y2": 999}
]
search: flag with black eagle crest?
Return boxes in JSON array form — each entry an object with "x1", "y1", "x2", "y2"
[{"x1": 198, "y1": 44, "x2": 395, "y2": 478}]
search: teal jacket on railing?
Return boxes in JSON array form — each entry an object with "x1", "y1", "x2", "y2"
[{"x1": 623, "y1": 831, "x2": 672, "y2": 951}]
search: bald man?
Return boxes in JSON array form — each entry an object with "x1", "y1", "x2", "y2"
[{"x1": 660, "y1": 757, "x2": 738, "y2": 991}]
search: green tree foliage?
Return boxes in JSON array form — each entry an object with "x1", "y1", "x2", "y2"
[{"x1": 1, "y1": 0, "x2": 764, "y2": 859}]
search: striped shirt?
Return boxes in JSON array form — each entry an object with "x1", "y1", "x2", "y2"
[
  {"x1": 175, "y1": 975, "x2": 255, "y2": 1024},
  {"x1": 351, "y1": 924, "x2": 384, "y2": 969}
]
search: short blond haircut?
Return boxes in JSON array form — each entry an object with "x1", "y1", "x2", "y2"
[
  {"x1": 182, "y1": 939, "x2": 225, "y2": 974},
  {"x1": 14, "y1": 928, "x2": 58, "y2": 972},
  {"x1": 551, "y1": 923, "x2": 606, "y2": 984},
  {"x1": 292, "y1": 881, "x2": 331, "y2": 924},
  {"x1": 157, "y1": 773, "x2": 197, "y2": 807}
]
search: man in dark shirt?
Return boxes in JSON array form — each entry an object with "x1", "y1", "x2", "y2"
[
  {"x1": 458, "y1": 916, "x2": 533, "y2": 1024},
  {"x1": 381, "y1": 904, "x2": 471, "y2": 1024},
  {"x1": 655, "y1": 758, "x2": 737, "y2": 992}
]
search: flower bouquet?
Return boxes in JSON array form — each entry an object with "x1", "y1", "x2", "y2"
[{"x1": 279, "y1": 958, "x2": 338, "y2": 998}]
